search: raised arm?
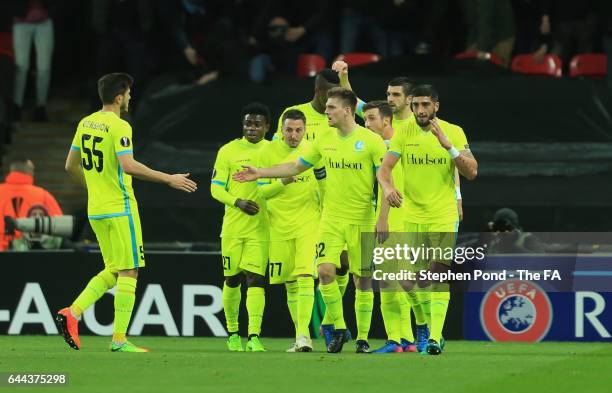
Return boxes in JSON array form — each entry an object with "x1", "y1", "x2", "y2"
[
  {"x1": 430, "y1": 119, "x2": 478, "y2": 180},
  {"x1": 332, "y1": 60, "x2": 366, "y2": 118}
]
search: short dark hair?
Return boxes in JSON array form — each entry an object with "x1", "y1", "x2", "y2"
[
  {"x1": 327, "y1": 87, "x2": 357, "y2": 114},
  {"x1": 362, "y1": 100, "x2": 393, "y2": 121},
  {"x1": 97, "y1": 73, "x2": 133, "y2": 104},
  {"x1": 242, "y1": 102, "x2": 271, "y2": 123},
  {"x1": 388, "y1": 76, "x2": 415, "y2": 97},
  {"x1": 410, "y1": 84, "x2": 439, "y2": 102},
  {"x1": 281, "y1": 109, "x2": 306, "y2": 127},
  {"x1": 316, "y1": 69, "x2": 340, "y2": 85}
]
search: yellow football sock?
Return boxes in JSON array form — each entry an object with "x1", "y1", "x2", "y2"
[
  {"x1": 380, "y1": 291, "x2": 401, "y2": 343},
  {"x1": 222, "y1": 283, "x2": 241, "y2": 333},
  {"x1": 285, "y1": 281, "x2": 298, "y2": 336},
  {"x1": 417, "y1": 290, "x2": 431, "y2": 326},
  {"x1": 72, "y1": 269, "x2": 116, "y2": 318},
  {"x1": 112, "y1": 276, "x2": 137, "y2": 343},
  {"x1": 322, "y1": 271, "x2": 349, "y2": 325},
  {"x1": 430, "y1": 291, "x2": 450, "y2": 342},
  {"x1": 319, "y1": 281, "x2": 346, "y2": 329},
  {"x1": 398, "y1": 291, "x2": 415, "y2": 342},
  {"x1": 296, "y1": 277, "x2": 314, "y2": 338},
  {"x1": 246, "y1": 287, "x2": 265, "y2": 336},
  {"x1": 405, "y1": 290, "x2": 426, "y2": 326},
  {"x1": 355, "y1": 289, "x2": 373, "y2": 341}
]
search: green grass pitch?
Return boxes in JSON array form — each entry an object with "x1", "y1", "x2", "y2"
[{"x1": 1, "y1": 336, "x2": 611, "y2": 393}]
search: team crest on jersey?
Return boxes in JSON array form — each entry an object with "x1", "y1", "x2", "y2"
[
  {"x1": 120, "y1": 137, "x2": 131, "y2": 147},
  {"x1": 480, "y1": 279, "x2": 552, "y2": 342},
  {"x1": 354, "y1": 140, "x2": 364, "y2": 152}
]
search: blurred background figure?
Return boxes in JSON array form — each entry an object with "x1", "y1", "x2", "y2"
[
  {"x1": 9, "y1": 0, "x2": 58, "y2": 122},
  {"x1": 90, "y1": 0, "x2": 154, "y2": 111},
  {"x1": 248, "y1": 0, "x2": 332, "y2": 83},
  {"x1": 544, "y1": 0, "x2": 598, "y2": 67},
  {"x1": 485, "y1": 208, "x2": 545, "y2": 253},
  {"x1": 158, "y1": 0, "x2": 247, "y2": 85},
  {"x1": 463, "y1": 0, "x2": 516, "y2": 66},
  {"x1": 511, "y1": 0, "x2": 552, "y2": 61},
  {"x1": 0, "y1": 158, "x2": 62, "y2": 251}
]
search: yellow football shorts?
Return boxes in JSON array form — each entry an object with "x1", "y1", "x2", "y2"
[
  {"x1": 404, "y1": 221, "x2": 459, "y2": 267},
  {"x1": 316, "y1": 216, "x2": 375, "y2": 277},
  {"x1": 221, "y1": 237, "x2": 269, "y2": 277},
  {"x1": 268, "y1": 232, "x2": 317, "y2": 284},
  {"x1": 89, "y1": 211, "x2": 145, "y2": 273}
]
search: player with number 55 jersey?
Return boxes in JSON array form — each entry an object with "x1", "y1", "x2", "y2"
[{"x1": 58, "y1": 73, "x2": 197, "y2": 354}]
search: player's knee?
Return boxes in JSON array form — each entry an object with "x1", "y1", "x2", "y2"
[
  {"x1": 99, "y1": 269, "x2": 117, "y2": 288},
  {"x1": 416, "y1": 279, "x2": 431, "y2": 289},
  {"x1": 318, "y1": 264, "x2": 336, "y2": 284},
  {"x1": 225, "y1": 275, "x2": 242, "y2": 288},
  {"x1": 118, "y1": 268, "x2": 138, "y2": 279},
  {"x1": 353, "y1": 275, "x2": 372, "y2": 290},
  {"x1": 246, "y1": 272, "x2": 265, "y2": 287},
  {"x1": 399, "y1": 280, "x2": 415, "y2": 292}
]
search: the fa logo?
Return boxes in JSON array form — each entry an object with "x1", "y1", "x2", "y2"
[
  {"x1": 354, "y1": 140, "x2": 364, "y2": 152},
  {"x1": 480, "y1": 279, "x2": 552, "y2": 342}
]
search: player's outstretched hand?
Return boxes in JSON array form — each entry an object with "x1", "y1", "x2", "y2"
[
  {"x1": 235, "y1": 199, "x2": 259, "y2": 215},
  {"x1": 233, "y1": 166, "x2": 260, "y2": 183},
  {"x1": 383, "y1": 185, "x2": 403, "y2": 208},
  {"x1": 429, "y1": 119, "x2": 452, "y2": 149},
  {"x1": 168, "y1": 173, "x2": 198, "y2": 193}
]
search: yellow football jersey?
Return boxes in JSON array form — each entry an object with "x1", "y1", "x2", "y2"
[
  {"x1": 300, "y1": 126, "x2": 387, "y2": 225},
  {"x1": 389, "y1": 117, "x2": 468, "y2": 224},
  {"x1": 211, "y1": 138, "x2": 269, "y2": 239},
  {"x1": 70, "y1": 111, "x2": 137, "y2": 218},
  {"x1": 257, "y1": 139, "x2": 321, "y2": 240}
]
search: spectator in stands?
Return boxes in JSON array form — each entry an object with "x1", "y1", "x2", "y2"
[
  {"x1": 9, "y1": 0, "x2": 57, "y2": 122},
  {"x1": 0, "y1": 4, "x2": 15, "y2": 149},
  {"x1": 339, "y1": 0, "x2": 386, "y2": 56},
  {"x1": 340, "y1": 0, "x2": 427, "y2": 58},
  {"x1": 90, "y1": 0, "x2": 154, "y2": 111},
  {"x1": 511, "y1": 0, "x2": 552, "y2": 62},
  {"x1": 0, "y1": 158, "x2": 62, "y2": 251},
  {"x1": 463, "y1": 0, "x2": 516, "y2": 67},
  {"x1": 543, "y1": 0, "x2": 598, "y2": 66},
  {"x1": 10, "y1": 204, "x2": 65, "y2": 250},
  {"x1": 158, "y1": 0, "x2": 246, "y2": 84},
  {"x1": 248, "y1": 0, "x2": 333, "y2": 83}
]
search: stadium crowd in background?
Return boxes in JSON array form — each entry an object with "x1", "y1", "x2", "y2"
[{"x1": 0, "y1": 0, "x2": 610, "y2": 128}]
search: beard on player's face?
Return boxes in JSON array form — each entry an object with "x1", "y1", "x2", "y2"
[{"x1": 415, "y1": 110, "x2": 435, "y2": 127}]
